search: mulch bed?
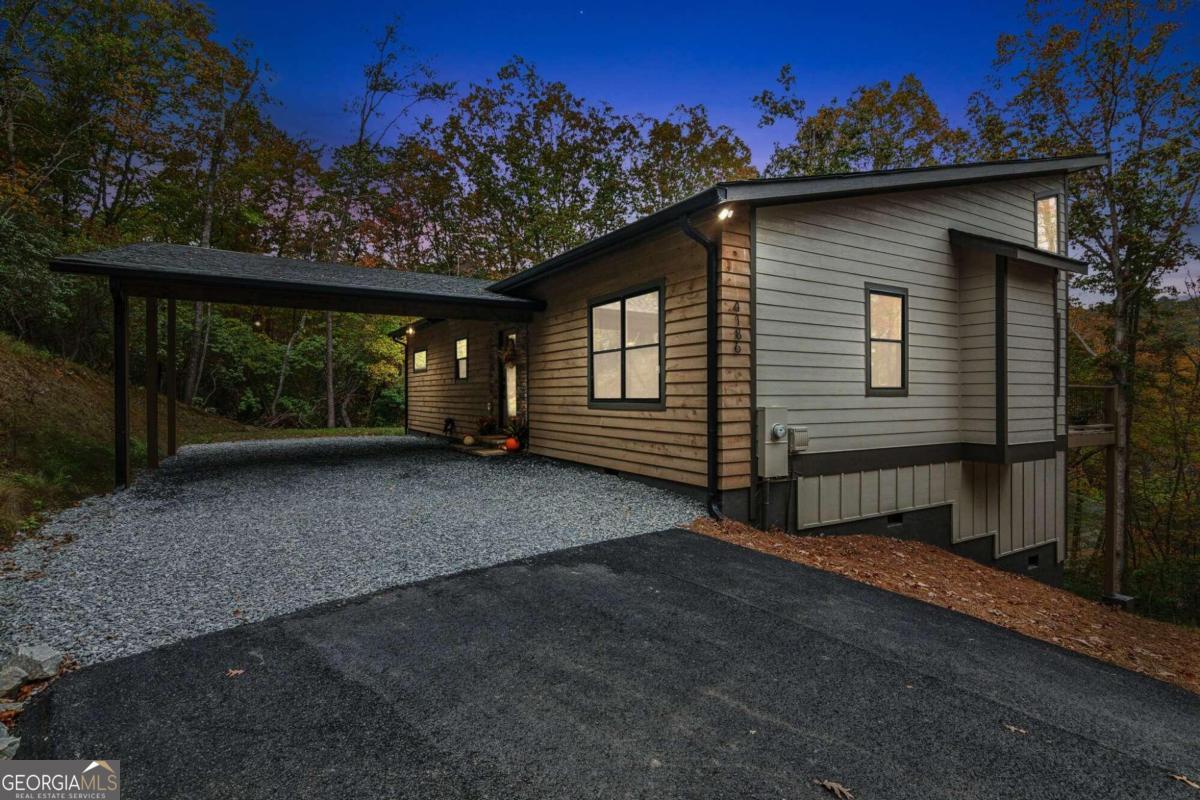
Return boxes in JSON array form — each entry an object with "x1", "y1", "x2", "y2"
[{"x1": 691, "y1": 517, "x2": 1200, "y2": 697}]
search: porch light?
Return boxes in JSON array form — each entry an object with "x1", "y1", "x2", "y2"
[
  {"x1": 717, "y1": 207, "x2": 734, "y2": 221},
  {"x1": 406, "y1": 326, "x2": 415, "y2": 335}
]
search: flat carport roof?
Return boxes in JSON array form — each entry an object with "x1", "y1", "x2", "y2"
[{"x1": 50, "y1": 242, "x2": 544, "y2": 488}]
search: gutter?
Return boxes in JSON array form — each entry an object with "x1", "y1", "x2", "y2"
[{"x1": 678, "y1": 215, "x2": 723, "y2": 519}]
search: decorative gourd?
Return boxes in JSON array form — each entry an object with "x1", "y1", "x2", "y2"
[
  {"x1": 462, "y1": 435, "x2": 476, "y2": 446},
  {"x1": 504, "y1": 436, "x2": 521, "y2": 452}
]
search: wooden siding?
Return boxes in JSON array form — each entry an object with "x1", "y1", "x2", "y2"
[
  {"x1": 755, "y1": 175, "x2": 1065, "y2": 454},
  {"x1": 795, "y1": 455, "x2": 1064, "y2": 558},
  {"x1": 1006, "y1": 260, "x2": 1056, "y2": 445},
  {"x1": 407, "y1": 319, "x2": 501, "y2": 437},
  {"x1": 719, "y1": 209, "x2": 753, "y2": 490},
  {"x1": 523, "y1": 221, "x2": 713, "y2": 488}
]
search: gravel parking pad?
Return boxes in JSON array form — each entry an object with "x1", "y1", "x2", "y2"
[{"x1": 0, "y1": 436, "x2": 702, "y2": 665}]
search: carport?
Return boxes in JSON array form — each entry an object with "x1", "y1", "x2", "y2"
[{"x1": 49, "y1": 243, "x2": 543, "y2": 488}]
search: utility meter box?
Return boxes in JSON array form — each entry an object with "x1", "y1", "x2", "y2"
[{"x1": 756, "y1": 407, "x2": 789, "y2": 478}]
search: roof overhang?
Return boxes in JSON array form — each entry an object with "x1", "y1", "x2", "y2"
[
  {"x1": 948, "y1": 229, "x2": 1088, "y2": 274},
  {"x1": 51, "y1": 244, "x2": 543, "y2": 322},
  {"x1": 489, "y1": 154, "x2": 1107, "y2": 294}
]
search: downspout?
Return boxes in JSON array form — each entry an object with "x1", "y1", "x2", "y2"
[{"x1": 679, "y1": 214, "x2": 724, "y2": 519}]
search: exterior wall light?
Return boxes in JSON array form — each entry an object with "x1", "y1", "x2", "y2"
[{"x1": 717, "y1": 207, "x2": 734, "y2": 221}]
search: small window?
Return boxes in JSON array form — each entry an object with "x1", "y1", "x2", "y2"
[
  {"x1": 1036, "y1": 195, "x2": 1060, "y2": 253},
  {"x1": 589, "y1": 284, "x2": 663, "y2": 405},
  {"x1": 454, "y1": 338, "x2": 468, "y2": 381},
  {"x1": 866, "y1": 285, "x2": 907, "y2": 396},
  {"x1": 413, "y1": 349, "x2": 427, "y2": 373}
]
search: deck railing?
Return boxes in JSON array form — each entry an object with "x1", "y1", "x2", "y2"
[{"x1": 1067, "y1": 384, "x2": 1117, "y2": 448}]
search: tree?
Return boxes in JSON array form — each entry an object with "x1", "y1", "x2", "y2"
[
  {"x1": 970, "y1": 0, "x2": 1200, "y2": 593},
  {"x1": 628, "y1": 104, "x2": 757, "y2": 216},
  {"x1": 422, "y1": 57, "x2": 638, "y2": 276},
  {"x1": 316, "y1": 21, "x2": 449, "y2": 426},
  {"x1": 754, "y1": 67, "x2": 969, "y2": 176}
]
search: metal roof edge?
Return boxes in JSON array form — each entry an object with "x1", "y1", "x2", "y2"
[
  {"x1": 948, "y1": 228, "x2": 1089, "y2": 274},
  {"x1": 487, "y1": 154, "x2": 1105, "y2": 295}
]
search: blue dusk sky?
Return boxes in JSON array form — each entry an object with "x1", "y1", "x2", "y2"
[
  {"x1": 203, "y1": 0, "x2": 1022, "y2": 164},
  {"x1": 204, "y1": 0, "x2": 1197, "y2": 291}
]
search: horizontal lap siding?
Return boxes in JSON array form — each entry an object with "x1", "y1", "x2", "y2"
[
  {"x1": 960, "y1": 250, "x2": 996, "y2": 444},
  {"x1": 407, "y1": 320, "x2": 498, "y2": 437},
  {"x1": 719, "y1": 211, "x2": 753, "y2": 490},
  {"x1": 755, "y1": 176, "x2": 1062, "y2": 454},
  {"x1": 526, "y1": 225, "x2": 711, "y2": 488},
  {"x1": 1007, "y1": 262, "x2": 1056, "y2": 444}
]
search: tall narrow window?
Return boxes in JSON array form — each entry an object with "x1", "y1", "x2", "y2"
[
  {"x1": 455, "y1": 337, "x2": 468, "y2": 381},
  {"x1": 866, "y1": 285, "x2": 907, "y2": 396},
  {"x1": 589, "y1": 284, "x2": 663, "y2": 406},
  {"x1": 413, "y1": 349, "x2": 427, "y2": 373},
  {"x1": 1036, "y1": 195, "x2": 1060, "y2": 253}
]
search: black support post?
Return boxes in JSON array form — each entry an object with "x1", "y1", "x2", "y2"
[
  {"x1": 146, "y1": 297, "x2": 159, "y2": 469},
  {"x1": 111, "y1": 279, "x2": 130, "y2": 488},
  {"x1": 166, "y1": 299, "x2": 177, "y2": 456}
]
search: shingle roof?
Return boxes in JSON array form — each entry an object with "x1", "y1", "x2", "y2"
[{"x1": 50, "y1": 242, "x2": 539, "y2": 311}]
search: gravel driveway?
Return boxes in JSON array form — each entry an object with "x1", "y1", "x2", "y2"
[{"x1": 0, "y1": 435, "x2": 701, "y2": 665}]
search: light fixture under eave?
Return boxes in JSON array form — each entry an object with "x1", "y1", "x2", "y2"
[
  {"x1": 717, "y1": 207, "x2": 734, "y2": 221},
  {"x1": 406, "y1": 326, "x2": 415, "y2": 335}
]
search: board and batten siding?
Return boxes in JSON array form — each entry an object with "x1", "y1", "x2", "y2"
[
  {"x1": 795, "y1": 455, "x2": 1065, "y2": 558},
  {"x1": 407, "y1": 319, "x2": 500, "y2": 437},
  {"x1": 755, "y1": 175, "x2": 1066, "y2": 453}
]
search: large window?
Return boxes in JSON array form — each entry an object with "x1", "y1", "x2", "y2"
[
  {"x1": 1036, "y1": 195, "x2": 1060, "y2": 253},
  {"x1": 866, "y1": 285, "x2": 907, "y2": 396},
  {"x1": 413, "y1": 349, "x2": 427, "y2": 373},
  {"x1": 454, "y1": 337, "x2": 468, "y2": 381},
  {"x1": 589, "y1": 284, "x2": 663, "y2": 406}
]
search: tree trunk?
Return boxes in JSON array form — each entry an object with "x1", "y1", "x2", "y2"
[
  {"x1": 183, "y1": 301, "x2": 204, "y2": 403},
  {"x1": 325, "y1": 312, "x2": 336, "y2": 428},
  {"x1": 269, "y1": 311, "x2": 307, "y2": 419},
  {"x1": 1106, "y1": 294, "x2": 1130, "y2": 596}
]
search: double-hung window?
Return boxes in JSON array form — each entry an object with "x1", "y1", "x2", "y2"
[
  {"x1": 589, "y1": 284, "x2": 663, "y2": 406},
  {"x1": 1036, "y1": 194, "x2": 1060, "y2": 253},
  {"x1": 413, "y1": 349, "x2": 427, "y2": 373},
  {"x1": 866, "y1": 285, "x2": 908, "y2": 396},
  {"x1": 454, "y1": 337, "x2": 468, "y2": 381}
]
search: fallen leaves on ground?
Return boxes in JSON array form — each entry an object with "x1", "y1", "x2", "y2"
[
  {"x1": 224, "y1": 668, "x2": 244, "y2": 678},
  {"x1": 813, "y1": 778, "x2": 854, "y2": 799},
  {"x1": 691, "y1": 518, "x2": 1200, "y2": 696},
  {"x1": 1003, "y1": 724, "x2": 1028, "y2": 735}
]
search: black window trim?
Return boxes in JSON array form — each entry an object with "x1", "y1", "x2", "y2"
[
  {"x1": 865, "y1": 283, "x2": 909, "y2": 398},
  {"x1": 1034, "y1": 190, "x2": 1063, "y2": 255},
  {"x1": 454, "y1": 336, "x2": 468, "y2": 382},
  {"x1": 587, "y1": 279, "x2": 666, "y2": 410},
  {"x1": 412, "y1": 348, "x2": 428, "y2": 373}
]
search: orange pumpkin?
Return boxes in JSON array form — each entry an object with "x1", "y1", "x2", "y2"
[{"x1": 504, "y1": 436, "x2": 521, "y2": 452}]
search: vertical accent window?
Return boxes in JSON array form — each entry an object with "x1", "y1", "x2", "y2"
[
  {"x1": 454, "y1": 337, "x2": 468, "y2": 381},
  {"x1": 865, "y1": 285, "x2": 908, "y2": 396},
  {"x1": 413, "y1": 349, "x2": 427, "y2": 373},
  {"x1": 1036, "y1": 195, "x2": 1060, "y2": 253},
  {"x1": 589, "y1": 284, "x2": 663, "y2": 406}
]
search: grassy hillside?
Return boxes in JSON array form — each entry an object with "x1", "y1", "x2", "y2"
[{"x1": 0, "y1": 335, "x2": 252, "y2": 544}]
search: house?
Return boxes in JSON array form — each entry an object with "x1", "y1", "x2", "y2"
[
  {"x1": 403, "y1": 154, "x2": 1106, "y2": 580},
  {"x1": 49, "y1": 153, "x2": 1106, "y2": 583}
]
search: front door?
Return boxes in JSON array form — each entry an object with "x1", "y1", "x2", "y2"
[{"x1": 499, "y1": 331, "x2": 519, "y2": 426}]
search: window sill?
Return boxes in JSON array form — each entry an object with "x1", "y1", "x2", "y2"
[{"x1": 587, "y1": 399, "x2": 667, "y2": 411}]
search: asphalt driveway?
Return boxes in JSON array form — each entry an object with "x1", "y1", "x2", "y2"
[{"x1": 18, "y1": 529, "x2": 1199, "y2": 799}]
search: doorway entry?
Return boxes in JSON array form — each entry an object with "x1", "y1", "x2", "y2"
[{"x1": 499, "y1": 330, "x2": 520, "y2": 426}]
